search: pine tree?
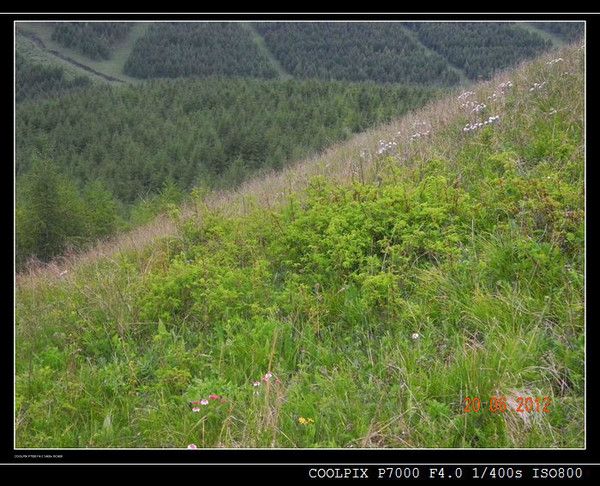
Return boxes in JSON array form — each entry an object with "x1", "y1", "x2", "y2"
[
  {"x1": 16, "y1": 157, "x2": 85, "y2": 264},
  {"x1": 82, "y1": 180, "x2": 119, "y2": 239}
]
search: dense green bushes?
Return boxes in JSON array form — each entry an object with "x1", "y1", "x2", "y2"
[
  {"x1": 16, "y1": 158, "x2": 118, "y2": 266},
  {"x1": 274, "y1": 176, "x2": 476, "y2": 285},
  {"x1": 15, "y1": 159, "x2": 185, "y2": 268},
  {"x1": 124, "y1": 22, "x2": 278, "y2": 79}
]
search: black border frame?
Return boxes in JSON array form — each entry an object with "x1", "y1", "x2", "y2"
[{"x1": 4, "y1": 10, "x2": 597, "y2": 468}]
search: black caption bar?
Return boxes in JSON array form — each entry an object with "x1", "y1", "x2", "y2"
[
  {"x1": 4, "y1": 464, "x2": 600, "y2": 478},
  {"x1": 303, "y1": 465, "x2": 597, "y2": 480}
]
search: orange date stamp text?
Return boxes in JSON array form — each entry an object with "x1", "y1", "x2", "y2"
[{"x1": 463, "y1": 396, "x2": 552, "y2": 414}]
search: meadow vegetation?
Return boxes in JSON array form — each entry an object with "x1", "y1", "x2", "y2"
[{"x1": 15, "y1": 45, "x2": 584, "y2": 448}]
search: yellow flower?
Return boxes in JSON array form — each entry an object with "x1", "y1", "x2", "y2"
[{"x1": 298, "y1": 416, "x2": 314, "y2": 425}]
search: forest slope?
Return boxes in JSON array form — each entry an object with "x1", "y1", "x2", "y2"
[{"x1": 16, "y1": 79, "x2": 438, "y2": 267}]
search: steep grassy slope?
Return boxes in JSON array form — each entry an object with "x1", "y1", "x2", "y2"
[{"x1": 15, "y1": 45, "x2": 584, "y2": 448}]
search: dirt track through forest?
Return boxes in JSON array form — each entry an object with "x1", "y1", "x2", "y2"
[{"x1": 18, "y1": 29, "x2": 127, "y2": 84}]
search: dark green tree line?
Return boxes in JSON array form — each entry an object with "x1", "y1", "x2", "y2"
[
  {"x1": 16, "y1": 158, "x2": 118, "y2": 267},
  {"x1": 51, "y1": 22, "x2": 132, "y2": 60},
  {"x1": 404, "y1": 22, "x2": 551, "y2": 80},
  {"x1": 16, "y1": 53, "x2": 91, "y2": 103},
  {"x1": 124, "y1": 22, "x2": 278, "y2": 79},
  {"x1": 253, "y1": 22, "x2": 460, "y2": 85},
  {"x1": 534, "y1": 22, "x2": 584, "y2": 43},
  {"x1": 16, "y1": 77, "x2": 438, "y2": 265}
]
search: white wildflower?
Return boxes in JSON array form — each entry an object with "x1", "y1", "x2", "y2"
[
  {"x1": 529, "y1": 81, "x2": 547, "y2": 92},
  {"x1": 457, "y1": 90, "x2": 475, "y2": 101},
  {"x1": 471, "y1": 103, "x2": 486, "y2": 114}
]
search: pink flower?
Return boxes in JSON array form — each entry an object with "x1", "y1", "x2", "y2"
[
  {"x1": 200, "y1": 399, "x2": 209, "y2": 406},
  {"x1": 209, "y1": 394, "x2": 221, "y2": 401},
  {"x1": 253, "y1": 381, "x2": 261, "y2": 387},
  {"x1": 262, "y1": 372, "x2": 273, "y2": 382},
  {"x1": 187, "y1": 444, "x2": 198, "y2": 449},
  {"x1": 192, "y1": 407, "x2": 200, "y2": 412}
]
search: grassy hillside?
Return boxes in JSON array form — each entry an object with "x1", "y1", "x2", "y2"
[{"x1": 15, "y1": 45, "x2": 584, "y2": 448}]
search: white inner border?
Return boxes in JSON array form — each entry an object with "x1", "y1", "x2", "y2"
[{"x1": 13, "y1": 17, "x2": 587, "y2": 455}]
